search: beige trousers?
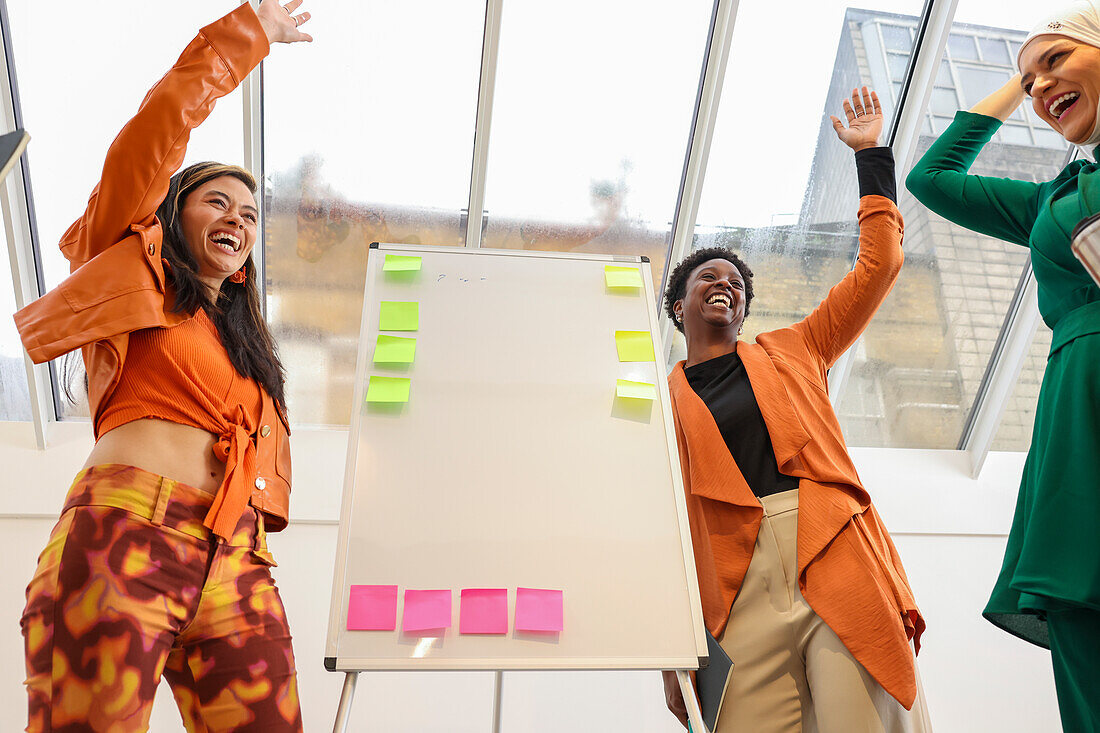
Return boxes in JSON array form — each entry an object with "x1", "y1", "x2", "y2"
[{"x1": 714, "y1": 489, "x2": 932, "y2": 733}]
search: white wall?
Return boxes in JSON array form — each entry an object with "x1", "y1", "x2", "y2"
[{"x1": 0, "y1": 421, "x2": 1060, "y2": 731}]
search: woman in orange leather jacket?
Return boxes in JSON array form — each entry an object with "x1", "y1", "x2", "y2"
[
  {"x1": 14, "y1": 2, "x2": 311, "y2": 730},
  {"x1": 662, "y1": 89, "x2": 930, "y2": 733}
]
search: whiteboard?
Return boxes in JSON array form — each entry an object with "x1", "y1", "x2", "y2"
[{"x1": 324, "y1": 244, "x2": 707, "y2": 671}]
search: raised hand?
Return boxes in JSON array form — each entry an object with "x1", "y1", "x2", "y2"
[
  {"x1": 256, "y1": 0, "x2": 313, "y2": 45},
  {"x1": 831, "y1": 87, "x2": 883, "y2": 152}
]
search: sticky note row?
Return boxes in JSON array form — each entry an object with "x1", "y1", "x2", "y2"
[
  {"x1": 367, "y1": 299, "x2": 420, "y2": 404},
  {"x1": 347, "y1": 586, "x2": 564, "y2": 634},
  {"x1": 605, "y1": 265, "x2": 655, "y2": 402}
]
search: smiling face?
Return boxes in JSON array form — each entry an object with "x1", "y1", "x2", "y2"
[
  {"x1": 674, "y1": 258, "x2": 747, "y2": 338},
  {"x1": 178, "y1": 175, "x2": 259, "y2": 293},
  {"x1": 1020, "y1": 35, "x2": 1100, "y2": 144}
]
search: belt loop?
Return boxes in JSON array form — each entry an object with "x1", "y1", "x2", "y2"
[{"x1": 151, "y1": 476, "x2": 172, "y2": 526}]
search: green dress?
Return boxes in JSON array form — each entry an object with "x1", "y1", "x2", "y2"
[{"x1": 907, "y1": 111, "x2": 1100, "y2": 648}]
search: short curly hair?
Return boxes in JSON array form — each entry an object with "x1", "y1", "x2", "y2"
[{"x1": 663, "y1": 246, "x2": 754, "y2": 334}]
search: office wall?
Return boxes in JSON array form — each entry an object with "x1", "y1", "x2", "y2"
[{"x1": 0, "y1": 421, "x2": 1059, "y2": 731}]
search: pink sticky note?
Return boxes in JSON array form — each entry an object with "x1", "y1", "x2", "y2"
[
  {"x1": 402, "y1": 589, "x2": 452, "y2": 632},
  {"x1": 514, "y1": 587, "x2": 564, "y2": 632},
  {"x1": 460, "y1": 588, "x2": 509, "y2": 634},
  {"x1": 347, "y1": 585, "x2": 398, "y2": 631}
]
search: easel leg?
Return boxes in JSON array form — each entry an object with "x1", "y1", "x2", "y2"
[
  {"x1": 491, "y1": 670, "x2": 504, "y2": 733},
  {"x1": 332, "y1": 671, "x2": 359, "y2": 733},
  {"x1": 677, "y1": 670, "x2": 709, "y2": 733}
]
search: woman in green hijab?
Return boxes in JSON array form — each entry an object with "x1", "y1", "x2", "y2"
[{"x1": 906, "y1": 2, "x2": 1100, "y2": 729}]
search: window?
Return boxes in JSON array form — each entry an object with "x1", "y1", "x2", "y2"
[
  {"x1": 262, "y1": 0, "x2": 492, "y2": 425},
  {"x1": 480, "y1": 0, "x2": 712, "y2": 289},
  {"x1": 6, "y1": 0, "x2": 244, "y2": 419},
  {"x1": 948, "y1": 34, "x2": 978, "y2": 60},
  {"x1": 0, "y1": 205, "x2": 30, "y2": 421},
  {"x1": 839, "y1": 2, "x2": 1073, "y2": 448}
]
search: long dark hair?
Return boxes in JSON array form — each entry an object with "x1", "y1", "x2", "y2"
[{"x1": 157, "y1": 162, "x2": 286, "y2": 414}]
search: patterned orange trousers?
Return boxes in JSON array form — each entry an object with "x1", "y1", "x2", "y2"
[{"x1": 21, "y1": 464, "x2": 303, "y2": 732}]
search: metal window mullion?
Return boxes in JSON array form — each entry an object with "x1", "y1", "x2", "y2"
[
  {"x1": 659, "y1": 0, "x2": 740, "y2": 362},
  {"x1": 464, "y1": 0, "x2": 504, "y2": 249},
  {"x1": 243, "y1": 0, "x2": 266, "y2": 307},
  {"x1": 0, "y1": 0, "x2": 51, "y2": 447},
  {"x1": 961, "y1": 264, "x2": 1040, "y2": 476},
  {"x1": 1, "y1": 167, "x2": 51, "y2": 448},
  {"x1": 827, "y1": 0, "x2": 959, "y2": 408},
  {"x1": 890, "y1": 0, "x2": 959, "y2": 176}
]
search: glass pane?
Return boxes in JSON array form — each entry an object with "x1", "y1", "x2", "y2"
[
  {"x1": 7, "y1": 1, "x2": 244, "y2": 419},
  {"x1": 0, "y1": 205, "x2": 31, "y2": 421},
  {"x1": 881, "y1": 23, "x2": 912, "y2": 52},
  {"x1": 838, "y1": 1, "x2": 1075, "y2": 448},
  {"x1": 948, "y1": 34, "x2": 979, "y2": 60},
  {"x1": 931, "y1": 87, "x2": 961, "y2": 116},
  {"x1": 888, "y1": 52, "x2": 910, "y2": 80},
  {"x1": 954, "y1": 65, "x2": 1010, "y2": 107},
  {"x1": 480, "y1": 0, "x2": 712, "y2": 295},
  {"x1": 996, "y1": 124, "x2": 1033, "y2": 146},
  {"x1": 263, "y1": 0, "x2": 485, "y2": 426},
  {"x1": 1035, "y1": 127, "x2": 1069, "y2": 150},
  {"x1": 979, "y1": 38, "x2": 1012, "y2": 64},
  {"x1": 691, "y1": 4, "x2": 924, "y2": 351},
  {"x1": 991, "y1": 321, "x2": 1052, "y2": 451},
  {"x1": 936, "y1": 60, "x2": 954, "y2": 87}
]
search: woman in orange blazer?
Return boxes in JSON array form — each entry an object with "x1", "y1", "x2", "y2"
[
  {"x1": 662, "y1": 88, "x2": 930, "y2": 733},
  {"x1": 14, "y1": 3, "x2": 311, "y2": 731}
]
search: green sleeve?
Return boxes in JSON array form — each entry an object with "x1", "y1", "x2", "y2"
[{"x1": 905, "y1": 111, "x2": 1047, "y2": 247}]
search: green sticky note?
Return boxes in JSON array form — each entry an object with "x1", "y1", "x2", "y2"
[
  {"x1": 383, "y1": 255, "x2": 422, "y2": 272},
  {"x1": 605, "y1": 265, "x2": 643, "y2": 289},
  {"x1": 366, "y1": 376, "x2": 411, "y2": 403},
  {"x1": 379, "y1": 301, "x2": 419, "y2": 331},
  {"x1": 616, "y1": 379, "x2": 657, "y2": 400},
  {"x1": 615, "y1": 330, "x2": 655, "y2": 362},
  {"x1": 374, "y1": 335, "x2": 416, "y2": 364}
]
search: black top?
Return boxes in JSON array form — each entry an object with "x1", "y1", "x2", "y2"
[{"x1": 684, "y1": 350, "x2": 799, "y2": 499}]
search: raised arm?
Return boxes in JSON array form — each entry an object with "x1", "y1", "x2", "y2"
[
  {"x1": 791, "y1": 88, "x2": 904, "y2": 367},
  {"x1": 58, "y1": 1, "x2": 312, "y2": 270},
  {"x1": 904, "y1": 76, "x2": 1047, "y2": 248},
  {"x1": 794, "y1": 190, "x2": 903, "y2": 368}
]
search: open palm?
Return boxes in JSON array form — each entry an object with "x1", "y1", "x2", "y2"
[
  {"x1": 256, "y1": 0, "x2": 313, "y2": 44},
  {"x1": 831, "y1": 87, "x2": 883, "y2": 152}
]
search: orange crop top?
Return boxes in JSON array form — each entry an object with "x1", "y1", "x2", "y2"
[{"x1": 96, "y1": 308, "x2": 266, "y2": 535}]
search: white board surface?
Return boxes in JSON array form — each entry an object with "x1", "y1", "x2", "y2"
[{"x1": 324, "y1": 244, "x2": 707, "y2": 671}]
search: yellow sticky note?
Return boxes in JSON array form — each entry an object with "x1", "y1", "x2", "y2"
[
  {"x1": 374, "y1": 335, "x2": 416, "y2": 364},
  {"x1": 383, "y1": 255, "x2": 422, "y2": 272},
  {"x1": 616, "y1": 379, "x2": 657, "y2": 401},
  {"x1": 366, "y1": 376, "x2": 411, "y2": 403},
  {"x1": 615, "y1": 330, "x2": 655, "y2": 362},
  {"x1": 605, "y1": 265, "x2": 643, "y2": 289},
  {"x1": 379, "y1": 301, "x2": 419, "y2": 331}
]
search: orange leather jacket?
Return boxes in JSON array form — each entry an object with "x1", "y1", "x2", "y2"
[
  {"x1": 669, "y1": 195, "x2": 924, "y2": 709},
  {"x1": 12, "y1": 6, "x2": 293, "y2": 532}
]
